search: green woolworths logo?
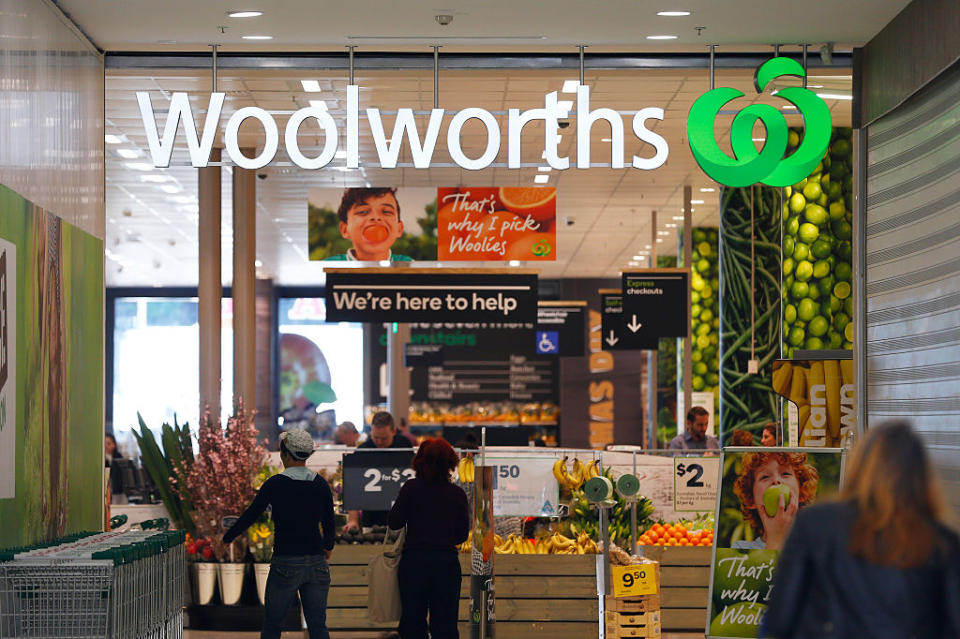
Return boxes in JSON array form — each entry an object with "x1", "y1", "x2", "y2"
[{"x1": 688, "y1": 57, "x2": 832, "y2": 187}]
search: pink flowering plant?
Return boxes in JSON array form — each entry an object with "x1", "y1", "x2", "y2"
[{"x1": 174, "y1": 400, "x2": 266, "y2": 562}]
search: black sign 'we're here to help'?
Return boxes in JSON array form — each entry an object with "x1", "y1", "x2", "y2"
[
  {"x1": 324, "y1": 268, "x2": 538, "y2": 323},
  {"x1": 620, "y1": 269, "x2": 690, "y2": 342}
]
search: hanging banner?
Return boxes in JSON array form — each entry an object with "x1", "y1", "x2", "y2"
[
  {"x1": 437, "y1": 187, "x2": 556, "y2": 261},
  {"x1": 707, "y1": 448, "x2": 843, "y2": 638},
  {"x1": 0, "y1": 239, "x2": 15, "y2": 499},
  {"x1": 536, "y1": 301, "x2": 586, "y2": 357},
  {"x1": 600, "y1": 289, "x2": 656, "y2": 351},
  {"x1": 324, "y1": 268, "x2": 538, "y2": 324},
  {"x1": 771, "y1": 354, "x2": 855, "y2": 447},
  {"x1": 620, "y1": 269, "x2": 690, "y2": 341},
  {"x1": 486, "y1": 456, "x2": 560, "y2": 517}
]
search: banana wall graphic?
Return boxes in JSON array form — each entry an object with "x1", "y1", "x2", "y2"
[
  {"x1": 771, "y1": 357, "x2": 855, "y2": 447},
  {"x1": 0, "y1": 185, "x2": 104, "y2": 547}
]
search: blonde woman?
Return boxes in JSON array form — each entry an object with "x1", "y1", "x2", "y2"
[{"x1": 764, "y1": 421, "x2": 960, "y2": 638}]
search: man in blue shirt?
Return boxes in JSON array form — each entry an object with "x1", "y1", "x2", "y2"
[{"x1": 669, "y1": 406, "x2": 719, "y2": 451}]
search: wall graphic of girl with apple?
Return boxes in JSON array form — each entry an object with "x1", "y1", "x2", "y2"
[
  {"x1": 708, "y1": 450, "x2": 842, "y2": 638},
  {"x1": 732, "y1": 452, "x2": 819, "y2": 551}
]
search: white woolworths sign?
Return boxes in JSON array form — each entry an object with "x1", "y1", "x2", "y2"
[{"x1": 136, "y1": 85, "x2": 669, "y2": 171}]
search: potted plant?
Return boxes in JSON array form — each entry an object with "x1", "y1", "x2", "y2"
[
  {"x1": 186, "y1": 534, "x2": 218, "y2": 605},
  {"x1": 174, "y1": 402, "x2": 266, "y2": 607},
  {"x1": 248, "y1": 518, "x2": 275, "y2": 605}
]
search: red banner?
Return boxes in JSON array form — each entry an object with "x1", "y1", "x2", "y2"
[{"x1": 437, "y1": 187, "x2": 556, "y2": 261}]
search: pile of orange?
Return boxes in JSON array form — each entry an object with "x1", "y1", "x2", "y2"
[{"x1": 638, "y1": 523, "x2": 714, "y2": 547}]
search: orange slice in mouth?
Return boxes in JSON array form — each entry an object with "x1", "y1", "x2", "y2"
[{"x1": 362, "y1": 226, "x2": 389, "y2": 242}]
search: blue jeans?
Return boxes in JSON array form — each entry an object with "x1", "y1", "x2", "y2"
[{"x1": 262, "y1": 554, "x2": 331, "y2": 639}]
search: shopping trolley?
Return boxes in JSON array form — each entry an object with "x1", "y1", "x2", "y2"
[{"x1": 0, "y1": 529, "x2": 186, "y2": 639}]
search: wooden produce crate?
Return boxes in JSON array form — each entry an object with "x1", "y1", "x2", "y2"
[
  {"x1": 640, "y1": 546, "x2": 711, "y2": 632},
  {"x1": 604, "y1": 609, "x2": 661, "y2": 638},
  {"x1": 326, "y1": 545, "x2": 598, "y2": 639}
]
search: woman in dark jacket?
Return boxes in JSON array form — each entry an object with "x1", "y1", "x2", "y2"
[
  {"x1": 764, "y1": 420, "x2": 960, "y2": 638},
  {"x1": 388, "y1": 438, "x2": 470, "y2": 639}
]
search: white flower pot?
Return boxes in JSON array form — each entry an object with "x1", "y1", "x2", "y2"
[
  {"x1": 218, "y1": 563, "x2": 246, "y2": 606},
  {"x1": 253, "y1": 563, "x2": 271, "y2": 605},
  {"x1": 193, "y1": 563, "x2": 218, "y2": 605}
]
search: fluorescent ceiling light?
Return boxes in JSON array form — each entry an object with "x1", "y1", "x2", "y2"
[
  {"x1": 691, "y1": 199, "x2": 704, "y2": 204},
  {"x1": 509, "y1": 260, "x2": 521, "y2": 267},
  {"x1": 309, "y1": 100, "x2": 328, "y2": 110},
  {"x1": 538, "y1": 166, "x2": 552, "y2": 172},
  {"x1": 658, "y1": 231, "x2": 669, "y2": 236},
  {"x1": 657, "y1": 11, "x2": 691, "y2": 16},
  {"x1": 817, "y1": 93, "x2": 853, "y2": 100},
  {"x1": 807, "y1": 84, "x2": 824, "y2": 89},
  {"x1": 665, "y1": 223, "x2": 677, "y2": 228},
  {"x1": 116, "y1": 148, "x2": 140, "y2": 159},
  {"x1": 657, "y1": 238, "x2": 664, "y2": 243},
  {"x1": 561, "y1": 80, "x2": 579, "y2": 93},
  {"x1": 647, "y1": 35, "x2": 678, "y2": 40},
  {"x1": 672, "y1": 215, "x2": 684, "y2": 220},
  {"x1": 242, "y1": 35, "x2": 273, "y2": 40},
  {"x1": 752, "y1": 138, "x2": 765, "y2": 142},
  {"x1": 125, "y1": 162, "x2": 154, "y2": 171},
  {"x1": 301, "y1": 79, "x2": 322, "y2": 92},
  {"x1": 228, "y1": 10, "x2": 263, "y2": 18},
  {"x1": 254, "y1": 259, "x2": 263, "y2": 267},
  {"x1": 601, "y1": 137, "x2": 612, "y2": 142},
  {"x1": 782, "y1": 105, "x2": 797, "y2": 110},
  {"x1": 159, "y1": 185, "x2": 179, "y2": 194},
  {"x1": 534, "y1": 175, "x2": 550, "y2": 184},
  {"x1": 628, "y1": 261, "x2": 640, "y2": 266},
  {"x1": 700, "y1": 187, "x2": 715, "y2": 192},
  {"x1": 104, "y1": 134, "x2": 123, "y2": 144}
]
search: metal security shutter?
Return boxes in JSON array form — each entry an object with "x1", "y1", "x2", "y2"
[{"x1": 865, "y1": 60, "x2": 960, "y2": 512}]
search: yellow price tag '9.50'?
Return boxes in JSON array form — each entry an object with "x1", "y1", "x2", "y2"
[{"x1": 611, "y1": 564, "x2": 658, "y2": 598}]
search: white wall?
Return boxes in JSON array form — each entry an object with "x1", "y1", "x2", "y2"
[{"x1": 0, "y1": 0, "x2": 104, "y2": 239}]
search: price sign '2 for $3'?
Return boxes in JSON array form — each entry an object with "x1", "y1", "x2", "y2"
[{"x1": 364, "y1": 467, "x2": 415, "y2": 492}]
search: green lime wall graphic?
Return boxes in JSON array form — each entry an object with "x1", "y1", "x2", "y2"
[
  {"x1": 781, "y1": 127, "x2": 854, "y2": 357},
  {"x1": 691, "y1": 227, "x2": 720, "y2": 421},
  {"x1": 688, "y1": 57, "x2": 832, "y2": 188}
]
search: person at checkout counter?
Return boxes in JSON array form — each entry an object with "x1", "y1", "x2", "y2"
[{"x1": 344, "y1": 411, "x2": 412, "y2": 532}]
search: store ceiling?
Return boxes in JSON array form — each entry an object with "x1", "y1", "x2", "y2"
[
  {"x1": 58, "y1": 0, "x2": 908, "y2": 50},
  {"x1": 103, "y1": 65, "x2": 852, "y2": 286}
]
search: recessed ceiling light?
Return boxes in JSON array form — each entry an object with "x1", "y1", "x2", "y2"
[
  {"x1": 105, "y1": 134, "x2": 123, "y2": 144},
  {"x1": 647, "y1": 35, "x2": 678, "y2": 40},
  {"x1": 672, "y1": 215, "x2": 684, "y2": 220},
  {"x1": 538, "y1": 166, "x2": 552, "y2": 172},
  {"x1": 242, "y1": 35, "x2": 273, "y2": 40},
  {"x1": 301, "y1": 79, "x2": 321, "y2": 92},
  {"x1": 665, "y1": 223, "x2": 677, "y2": 228},
  {"x1": 509, "y1": 260, "x2": 521, "y2": 267},
  {"x1": 254, "y1": 259, "x2": 263, "y2": 267},
  {"x1": 657, "y1": 11, "x2": 691, "y2": 16},
  {"x1": 125, "y1": 162, "x2": 154, "y2": 171},
  {"x1": 691, "y1": 199, "x2": 704, "y2": 204},
  {"x1": 657, "y1": 238, "x2": 664, "y2": 243},
  {"x1": 228, "y1": 10, "x2": 263, "y2": 18},
  {"x1": 534, "y1": 175, "x2": 550, "y2": 184},
  {"x1": 816, "y1": 93, "x2": 853, "y2": 100},
  {"x1": 700, "y1": 187, "x2": 715, "y2": 192},
  {"x1": 159, "y1": 185, "x2": 179, "y2": 194},
  {"x1": 658, "y1": 231, "x2": 669, "y2": 236},
  {"x1": 309, "y1": 100, "x2": 328, "y2": 110},
  {"x1": 561, "y1": 80, "x2": 579, "y2": 93}
]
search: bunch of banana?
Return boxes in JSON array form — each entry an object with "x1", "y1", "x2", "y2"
[
  {"x1": 774, "y1": 359, "x2": 853, "y2": 447},
  {"x1": 457, "y1": 456, "x2": 475, "y2": 483},
  {"x1": 458, "y1": 530, "x2": 473, "y2": 553},
  {"x1": 494, "y1": 534, "x2": 537, "y2": 555},
  {"x1": 552, "y1": 457, "x2": 601, "y2": 492}
]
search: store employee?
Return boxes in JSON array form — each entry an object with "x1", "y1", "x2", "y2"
[{"x1": 344, "y1": 411, "x2": 412, "y2": 531}]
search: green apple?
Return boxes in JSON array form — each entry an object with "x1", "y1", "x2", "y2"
[{"x1": 762, "y1": 484, "x2": 791, "y2": 518}]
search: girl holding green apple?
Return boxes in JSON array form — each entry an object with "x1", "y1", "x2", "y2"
[{"x1": 732, "y1": 452, "x2": 819, "y2": 551}]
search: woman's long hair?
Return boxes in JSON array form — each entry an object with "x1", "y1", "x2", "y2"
[
  {"x1": 843, "y1": 420, "x2": 951, "y2": 568},
  {"x1": 412, "y1": 438, "x2": 459, "y2": 482}
]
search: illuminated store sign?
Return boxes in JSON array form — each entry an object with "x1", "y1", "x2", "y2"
[{"x1": 137, "y1": 85, "x2": 669, "y2": 172}]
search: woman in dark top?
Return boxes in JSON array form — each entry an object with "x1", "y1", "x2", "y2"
[
  {"x1": 223, "y1": 429, "x2": 336, "y2": 639},
  {"x1": 388, "y1": 438, "x2": 470, "y2": 639},
  {"x1": 764, "y1": 420, "x2": 960, "y2": 638}
]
